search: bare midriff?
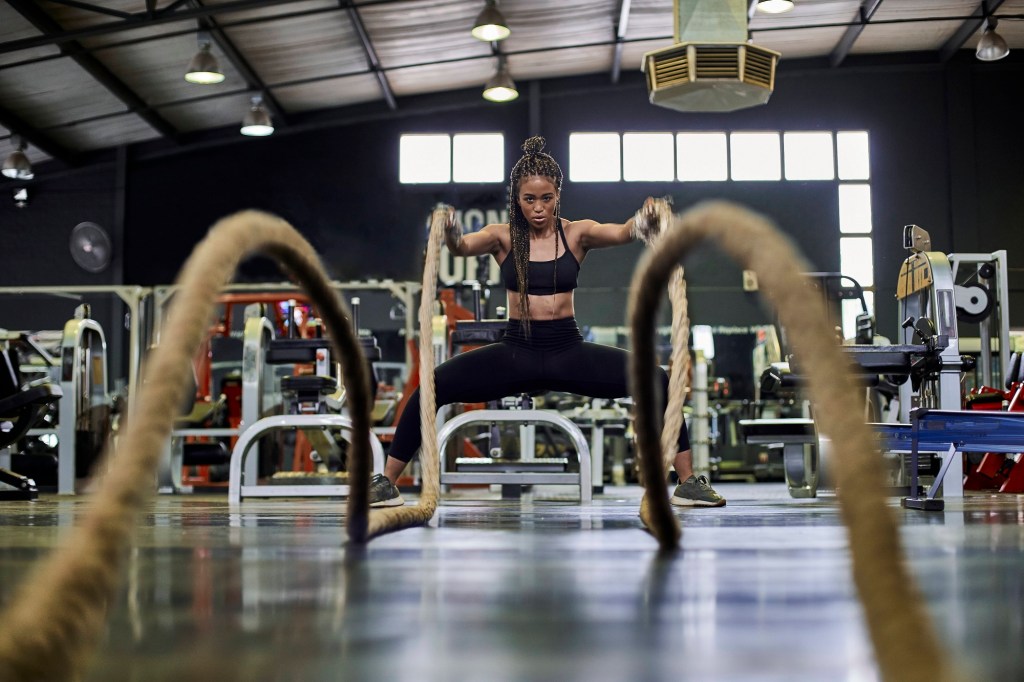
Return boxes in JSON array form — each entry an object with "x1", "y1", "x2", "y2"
[{"x1": 507, "y1": 290, "x2": 575, "y2": 321}]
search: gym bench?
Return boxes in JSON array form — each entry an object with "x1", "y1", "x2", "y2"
[{"x1": 876, "y1": 408, "x2": 1024, "y2": 511}]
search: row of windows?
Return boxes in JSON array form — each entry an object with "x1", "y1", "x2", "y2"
[
  {"x1": 400, "y1": 133, "x2": 504, "y2": 184},
  {"x1": 399, "y1": 131, "x2": 870, "y2": 184},
  {"x1": 569, "y1": 131, "x2": 870, "y2": 182},
  {"x1": 839, "y1": 131, "x2": 874, "y2": 336}
]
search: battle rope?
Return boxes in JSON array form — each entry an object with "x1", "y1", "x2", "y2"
[
  {"x1": 632, "y1": 198, "x2": 689, "y2": 546},
  {"x1": 628, "y1": 200, "x2": 955, "y2": 682},
  {"x1": 361, "y1": 205, "x2": 447, "y2": 538},
  {"x1": 0, "y1": 210, "x2": 374, "y2": 682}
]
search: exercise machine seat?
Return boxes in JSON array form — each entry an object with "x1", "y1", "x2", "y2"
[
  {"x1": 1, "y1": 347, "x2": 62, "y2": 450},
  {"x1": 451, "y1": 319, "x2": 506, "y2": 346}
]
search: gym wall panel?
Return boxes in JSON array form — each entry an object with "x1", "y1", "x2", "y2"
[
  {"x1": 121, "y1": 91, "x2": 527, "y2": 300},
  {"x1": 0, "y1": 167, "x2": 119, "y2": 315},
  {"x1": 0, "y1": 166, "x2": 127, "y2": 385}
]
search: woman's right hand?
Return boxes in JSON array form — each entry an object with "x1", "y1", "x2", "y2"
[{"x1": 443, "y1": 205, "x2": 463, "y2": 251}]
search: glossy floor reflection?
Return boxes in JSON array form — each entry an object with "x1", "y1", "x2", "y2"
[{"x1": 1, "y1": 484, "x2": 1022, "y2": 681}]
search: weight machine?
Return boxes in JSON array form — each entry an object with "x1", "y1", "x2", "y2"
[{"x1": 742, "y1": 225, "x2": 986, "y2": 503}]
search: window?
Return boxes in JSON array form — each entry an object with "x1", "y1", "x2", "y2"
[
  {"x1": 618, "y1": 131, "x2": 675, "y2": 180},
  {"x1": 840, "y1": 237, "x2": 874, "y2": 288},
  {"x1": 677, "y1": 133, "x2": 728, "y2": 181},
  {"x1": 730, "y1": 132, "x2": 781, "y2": 181},
  {"x1": 400, "y1": 133, "x2": 504, "y2": 184},
  {"x1": 569, "y1": 133, "x2": 621, "y2": 182},
  {"x1": 783, "y1": 132, "x2": 835, "y2": 180},
  {"x1": 837, "y1": 131, "x2": 870, "y2": 180},
  {"x1": 622, "y1": 133, "x2": 674, "y2": 181},
  {"x1": 836, "y1": 131, "x2": 873, "y2": 335},
  {"x1": 452, "y1": 134, "x2": 504, "y2": 183},
  {"x1": 838, "y1": 184, "x2": 872, "y2": 234},
  {"x1": 399, "y1": 134, "x2": 451, "y2": 184}
]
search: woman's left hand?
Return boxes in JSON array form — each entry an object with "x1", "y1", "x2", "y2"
[{"x1": 632, "y1": 196, "x2": 673, "y2": 245}]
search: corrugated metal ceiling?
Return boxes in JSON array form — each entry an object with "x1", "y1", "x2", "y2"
[{"x1": 0, "y1": 0, "x2": 1018, "y2": 172}]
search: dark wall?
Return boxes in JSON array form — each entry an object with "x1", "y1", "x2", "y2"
[
  {"x1": 963, "y1": 61, "x2": 1024, "y2": 275},
  {"x1": 0, "y1": 166, "x2": 119, "y2": 294},
  {"x1": 0, "y1": 166, "x2": 125, "y2": 351},
  {"x1": 122, "y1": 100, "x2": 528, "y2": 286},
  {"x1": 2, "y1": 54, "x2": 1023, "y2": 346}
]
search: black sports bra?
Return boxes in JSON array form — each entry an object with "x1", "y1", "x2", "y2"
[{"x1": 500, "y1": 222, "x2": 580, "y2": 295}]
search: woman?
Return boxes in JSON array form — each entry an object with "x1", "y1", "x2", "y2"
[{"x1": 370, "y1": 136, "x2": 724, "y2": 508}]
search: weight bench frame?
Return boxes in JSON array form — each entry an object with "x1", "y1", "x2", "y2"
[
  {"x1": 437, "y1": 409, "x2": 593, "y2": 503},
  {"x1": 875, "y1": 408, "x2": 1024, "y2": 511},
  {"x1": 228, "y1": 414, "x2": 385, "y2": 504}
]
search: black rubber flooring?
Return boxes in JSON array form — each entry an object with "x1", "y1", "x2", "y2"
[{"x1": 1, "y1": 483, "x2": 1021, "y2": 681}]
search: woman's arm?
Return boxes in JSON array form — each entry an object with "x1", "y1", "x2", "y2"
[
  {"x1": 577, "y1": 197, "x2": 667, "y2": 250},
  {"x1": 445, "y1": 211, "x2": 505, "y2": 257},
  {"x1": 575, "y1": 217, "x2": 635, "y2": 250}
]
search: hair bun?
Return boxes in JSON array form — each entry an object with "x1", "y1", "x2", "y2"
[{"x1": 521, "y1": 136, "x2": 546, "y2": 155}]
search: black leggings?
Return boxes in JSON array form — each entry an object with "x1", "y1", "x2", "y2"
[{"x1": 388, "y1": 317, "x2": 690, "y2": 463}]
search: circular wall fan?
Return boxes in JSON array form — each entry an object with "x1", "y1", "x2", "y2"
[{"x1": 70, "y1": 222, "x2": 112, "y2": 273}]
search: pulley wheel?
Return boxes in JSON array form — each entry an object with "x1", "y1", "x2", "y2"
[{"x1": 955, "y1": 283, "x2": 994, "y2": 324}]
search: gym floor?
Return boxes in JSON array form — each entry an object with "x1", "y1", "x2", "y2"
[{"x1": 1, "y1": 484, "x2": 1022, "y2": 681}]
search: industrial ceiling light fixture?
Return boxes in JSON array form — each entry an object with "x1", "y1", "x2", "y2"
[
  {"x1": 185, "y1": 30, "x2": 225, "y2": 84},
  {"x1": 483, "y1": 57, "x2": 518, "y2": 102},
  {"x1": 757, "y1": 0, "x2": 795, "y2": 14},
  {"x1": 976, "y1": 18, "x2": 1009, "y2": 62},
  {"x1": 2, "y1": 135, "x2": 34, "y2": 180},
  {"x1": 240, "y1": 95, "x2": 274, "y2": 136},
  {"x1": 643, "y1": 0, "x2": 781, "y2": 112},
  {"x1": 472, "y1": 0, "x2": 511, "y2": 42}
]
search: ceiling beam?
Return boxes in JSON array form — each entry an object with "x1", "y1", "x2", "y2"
[
  {"x1": 939, "y1": 0, "x2": 1006, "y2": 62},
  {"x1": 161, "y1": 0, "x2": 194, "y2": 13},
  {"x1": 0, "y1": 0, "x2": 315, "y2": 56},
  {"x1": 0, "y1": 2, "x2": 349, "y2": 74},
  {"x1": 610, "y1": 0, "x2": 632, "y2": 84},
  {"x1": 6, "y1": 0, "x2": 179, "y2": 141},
  {"x1": 341, "y1": 1, "x2": 397, "y2": 110},
  {"x1": 0, "y1": 104, "x2": 76, "y2": 165},
  {"x1": 27, "y1": 35, "x2": 688, "y2": 137},
  {"x1": 190, "y1": 0, "x2": 289, "y2": 127},
  {"x1": 829, "y1": 0, "x2": 885, "y2": 67},
  {"x1": 44, "y1": 1, "x2": 133, "y2": 20}
]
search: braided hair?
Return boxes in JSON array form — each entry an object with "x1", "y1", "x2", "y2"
[{"x1": 508, "y1": 136, "x2": 564, "y2": 332}]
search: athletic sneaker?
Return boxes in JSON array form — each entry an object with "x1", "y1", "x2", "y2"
[
  {"x1": 670, "y1": 475, "x2": 726, "y2": 507},
  {"x1": 368, "y1": 473, "x2": 405, "y2": 508}
]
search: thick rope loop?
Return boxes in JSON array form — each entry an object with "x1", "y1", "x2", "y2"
[
  {"x1": 628, "y1": 200, "x2": 956, "y2": 682},
  {"x1": 661, "y1": 267, "x2": 690, "y2": 466},
  {"x1": 0, "y1": 210, "x2": 374, "y2": 682},
  {"x1": 632, "y1": 198, "x2": 689, "y2": 545},
  {"x1": 360, "y1": 205, "x2": 447, "y2": 539}
]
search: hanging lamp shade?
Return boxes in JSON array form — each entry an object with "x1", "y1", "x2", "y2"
[
  {"x1": 185, "y1": 42, "x2": 225, "y2": 84},
  {"x1": 976, "y1": 20, "x2": 1009, "y2": 61},
  {"x1": 483, "y1": 63, "x2": 518, "y2": 102},
  {"x1": 756, "y1": 0, "x2": 794, "y2": 14},
  {"x1": 472, "y1": 2, "x2": 511, "y2": 41},
  {"x1": 240, "y1": 96, "x2": 274, "y2": 136},
  {"x1": 2, "y1": 137, "x2": 33, "y2": 180}
]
